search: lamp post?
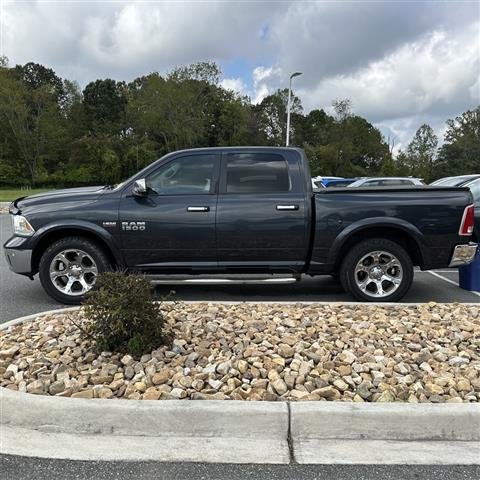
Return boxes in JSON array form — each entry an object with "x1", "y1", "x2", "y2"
[{"x1": 286, "y1": 71, "x2": 302, "y2": 146}]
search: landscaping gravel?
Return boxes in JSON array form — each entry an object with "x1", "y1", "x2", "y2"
[
  {"x1": 1, "y1": 302, "x2": 479, "y2": 402},
  {"x1": 0, "y1": 204, "x2": 10, "y2": 214}
]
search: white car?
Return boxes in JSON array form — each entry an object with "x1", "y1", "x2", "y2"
[{"x1": 347, "y1": 177, "x2": 424, "y2": 188}]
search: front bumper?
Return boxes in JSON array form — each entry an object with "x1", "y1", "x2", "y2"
[
  {"x1": 449, "y1": 243, "x2": 478, "y2": 268},
  {"x1": 4, "y1": 247, "x2": 32, "y2": 274},
  {"x1": 4, "y1": 235, "x2": 33, "y2": 274}
]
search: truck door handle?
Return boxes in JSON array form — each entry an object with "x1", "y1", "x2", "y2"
[
  {"x1": 276, "y1": 205, "x2": 299, "y2": 211},
  {"x1": 187, "y1": 206, "x2": 210, "y2": 212}
]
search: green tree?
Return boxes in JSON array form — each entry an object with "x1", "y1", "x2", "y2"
[
  {"x1": 168, "y1": 61, "x2": 221, "y2": 85},
  {"x1": 256, "y1": 88, "x2": 302, "y2": 146},
  {"x1": 14, "y1": 62, "x2": 65, "y2": 106},
  {"x1": 306, "y1": 99, "x2": 390, "y2": 177},
  {"x1": 0, "y1": 66, "x2": 66, "y2": 184},
  {"x1": 332, "y1": 98, "x2": 352, "y2": 121},
  {"x1": 405, "y1": 124, "x2": 438, "y2": 181},
  {"x1": 127, "y1": 72, "x2": 205, "y2": 153},
  {"x1": 436, "y1": 107, "x2": 480, "y2": 178},
  {"x1": 83, "y1": 79, "x2": 127, "y2": 133}
]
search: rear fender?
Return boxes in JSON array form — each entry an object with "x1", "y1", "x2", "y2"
[{"x1": 327, "y1": 217, "x2": 430, "y2": 268}]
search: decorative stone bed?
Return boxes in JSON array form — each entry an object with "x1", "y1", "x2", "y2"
[{"x1": 1, "y1": 302, "x2": 479, "y2": 402}]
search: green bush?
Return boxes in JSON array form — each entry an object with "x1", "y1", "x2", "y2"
[{"x1": 82, "y1": 272, "x2": 170, "y2": 357}]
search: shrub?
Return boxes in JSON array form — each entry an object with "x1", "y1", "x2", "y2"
[{"x1": 82, "y1": 271, "x2": 169, "y2": 357}]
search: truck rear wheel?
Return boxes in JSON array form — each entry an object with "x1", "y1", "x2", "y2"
[
  {"x1": 39, "y1": 236, "x2": 110, "y2": 305},
  {"x1": 340, "y1": 238, "x2": 413, "y2": 302}
]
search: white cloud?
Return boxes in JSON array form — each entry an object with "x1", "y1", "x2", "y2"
[
  {"x1": 302, "y1": 24, "x2": 479, "y2": 118},
  {"x1": 293, "y1": 23, "x2": 479, "y2": 148},
  {"x1": 2, "y1": 1, "x2": 282, "y2": 84},
  {"x1": 251, "y1": 66, "x2": 283, "y2": 103},
  {"x1": 219, "y1": 77, "x2": 248, "y2": 96},
  {"x1": 2, "y1": 0, "x2": 478, "y2": 149}
]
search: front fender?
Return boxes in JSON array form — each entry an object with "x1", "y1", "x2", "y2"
[
  {"x1": 327, "y1": 217, "x2": 430, "y2": 267},
  {"x1": 29, "y1": 220, "x2": 124, "y2": 267}
]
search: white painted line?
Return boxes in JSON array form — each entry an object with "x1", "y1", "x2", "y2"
[
  {"x1": 428, "y1": 271, "x2": 480, "y2": 298},
  {"x1": 428, "y1": 271, "x2": 460, "y2": 287},
  {"x1": 416, "y1": 270, "x2": 458, "y2": 274}
]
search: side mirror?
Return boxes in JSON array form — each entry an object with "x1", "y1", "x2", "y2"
[{"x1": 132, "y1": 179, "x2": 147, "y2": 197}]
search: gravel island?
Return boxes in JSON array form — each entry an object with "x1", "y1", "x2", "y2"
[{"x1": 1, "y1": 302, "x2": 479, "y2": 402}]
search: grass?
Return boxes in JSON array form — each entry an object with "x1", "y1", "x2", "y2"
[{"x1": 0, "y1": 188, "x2": 54, "y2": 202}]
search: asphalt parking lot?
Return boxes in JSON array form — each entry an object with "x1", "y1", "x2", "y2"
[
  {"x1": 1, "y1": 214, "x2": 479, "y2": 323},
  {"x1": 1, "y1": 455, "x2": 479, "y2": 480}
]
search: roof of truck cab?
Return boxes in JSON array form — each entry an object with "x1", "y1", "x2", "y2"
[{"x1": 166, "y1": 146, "x2": 304, "y2": 154}]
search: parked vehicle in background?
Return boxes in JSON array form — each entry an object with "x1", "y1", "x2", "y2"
[
  {"x1": 322, "y1": 178, "x2": 357, "y2": 188},
  {"x1": 430, "y1": 175, "x2": 480, "y2": 187},
  {"x1": 4, "y1": 147, "x2": 476, "y2": 304},
  {"x1": 432, "y1": 175, "x2": 480, "y2": 237},
  {"x1": 311, "y1": 179, "x2": 325, "y2": 189},
  {"x1": 312, "y1": 177, "x2": 357, "y2": 188},
  {"x1": 347, "y1": 177, "x2": 424, "y2": 188}
]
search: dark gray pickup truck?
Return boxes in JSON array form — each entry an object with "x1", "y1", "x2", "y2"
[{"x1": 4, "y1": 147, "x2": 477, "y2": 304}]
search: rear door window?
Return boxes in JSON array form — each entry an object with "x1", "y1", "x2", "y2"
[{"x1": 224, "y1": 153, "x2": 291, "y2": 193}]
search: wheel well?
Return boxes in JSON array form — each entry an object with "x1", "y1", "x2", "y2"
[
  {"x1": 334, "y1": 227, "x2": 423, "y2": 269},
  {"x1": 32, "y1": 229, "x2": 117, "y2": 273}
]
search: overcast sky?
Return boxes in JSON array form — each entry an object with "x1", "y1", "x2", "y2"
[{"x1": 1, "y1": 0, "x2": 479, "y2": 150}]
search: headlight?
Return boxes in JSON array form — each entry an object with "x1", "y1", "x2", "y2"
[{"x1": 12, "y1": 215, "x2": 35, "y2": 237}]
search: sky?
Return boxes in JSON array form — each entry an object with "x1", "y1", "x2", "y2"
[{"x1": 1, "y1": 0, "x2": 479, "y2": 151}]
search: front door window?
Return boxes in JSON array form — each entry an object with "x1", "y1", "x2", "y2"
[{"x1": 146, "y1": 155, "x2": 216, "y2": 195}]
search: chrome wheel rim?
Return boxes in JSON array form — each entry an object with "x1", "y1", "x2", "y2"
[
  {"x1": 49, "y1": 249, "x2": 98, "y2": 296},
  {"x1": 354, "y1": 250, "x2": 403, "y2": 298}
]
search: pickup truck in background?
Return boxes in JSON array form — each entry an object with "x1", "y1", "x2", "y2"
[{"x1": 4, "y1": 147, "x2": 477, "y2": 304}]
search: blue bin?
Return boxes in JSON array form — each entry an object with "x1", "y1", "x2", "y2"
[{"x1": 459, "y1": 250, "x2": 480, "y2": 292}]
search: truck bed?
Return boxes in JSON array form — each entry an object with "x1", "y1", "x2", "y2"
[{"x1": 309, "y1": 185, "x2": 473, "y2": 273}]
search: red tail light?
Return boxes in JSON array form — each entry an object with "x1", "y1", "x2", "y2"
[{"x1": 459, "y1": 204, "x2": 475, "y2": 236}]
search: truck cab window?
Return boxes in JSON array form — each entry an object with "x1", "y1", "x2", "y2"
[
  {"x1": 146, "y1": 155, "x2": 216, "y2": 195},
  {"x1": 225, "y1": 153, "x2": 290, "y2": 193}
]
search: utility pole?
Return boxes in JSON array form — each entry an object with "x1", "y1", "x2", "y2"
[{"x1": 286, "y1": 71, "x2": 302, "y2": 146}]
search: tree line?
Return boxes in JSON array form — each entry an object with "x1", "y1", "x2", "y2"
[{"x1": 0, "y1": 58, "x2": 478, "y2": 187}]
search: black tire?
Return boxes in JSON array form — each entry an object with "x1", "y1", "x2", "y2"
[
  {"x1": 39, "y1": 236, "x2": 111, "y2": 305},
  {"x1": 340, "y1": 238, "x2": 413, "y2": 302}
]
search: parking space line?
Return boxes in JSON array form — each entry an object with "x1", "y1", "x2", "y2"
[
  {"x1": 428, "y1": 271, "x2": 480, "y2": 298},
  {"x1": 416, "y1": 270, "x2": 457, "y2": 274}
]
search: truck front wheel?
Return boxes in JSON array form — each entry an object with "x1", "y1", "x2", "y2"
[
  {"x1": 340, "y1": 238, "x2": 413, "y2": 302},
  {"x1": 39, "y1": 236, "x2": 110, "y2": 305}
]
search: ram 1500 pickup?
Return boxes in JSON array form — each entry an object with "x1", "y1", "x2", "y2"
[{"x1": 4, "y1": 147, "x2": 477, "y2": 304}]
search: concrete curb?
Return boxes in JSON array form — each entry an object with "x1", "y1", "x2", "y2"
[
  {"x1": 1, "y1": 307, "x2": 79, "y2": 328},
  {"x1": 290, "y1": 402, "x2": 480, "y2": 441},
  {"x1": 0, "y1": 388, "x2": 289, "y2": 463},
  {"x1": 1, "y1": 306, "x2": 480, "y2": 464},
  {"x1": 3, "y1": 301, "x2": 480, "y2": 328},
  {"x1": 290, "y1": 402, "x2": 480, "y2": 464}
]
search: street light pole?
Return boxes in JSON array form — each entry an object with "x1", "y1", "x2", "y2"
[{"x1": 286, "y1": 71, "x2": 302, "y2": 146}]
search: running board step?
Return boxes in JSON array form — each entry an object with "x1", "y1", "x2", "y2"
[{"x1": 148, "y1": 275, "x2": 298, "y2": 285}]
